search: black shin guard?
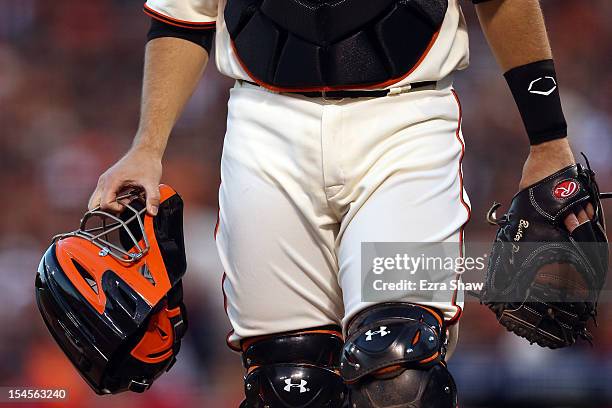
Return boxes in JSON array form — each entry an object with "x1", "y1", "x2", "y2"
[
  {"x1": 241, "y1": 329, "x2": 347, "y2": 408},
  {"x1": 341, "y1": 303, "x2": 458, "y2": 408}
]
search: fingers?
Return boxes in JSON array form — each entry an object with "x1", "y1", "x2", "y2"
[
  {"x1": 143, "y1": 184, "x2": 160, "y2": 216},
  {"x1": 88, "y1": 150, "x2": 163, "y2": 216},
  {"x1": 90, "y1": 175, "x2": 126, "y2": 214},
  {"x1": 564, "y1": 213, "x2": 580, "y2": 233},
  {"x1": 88, "y1": 173, "x2": 161, "y2": 216},
  {"x1": 88, "y1": 179, "x2": 159, "y2": 216},
  {"x1": 585, "y1": 202, "x2": 595, "y2": 219},
  {"x1": 576, "y1": 208, "x2": 589, "y2": 224},
  {"x1": 87, "y1": 188, "x2": 101, "y2": 211},
  {"x1": 563, "y1": 205, "x2": 594, "y2": 233},
  {"x1": 100, "y1": 180, "x2": 126, "y2": 214}
]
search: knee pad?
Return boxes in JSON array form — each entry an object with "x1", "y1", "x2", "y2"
[
  {"x1": 240, "y1": 328, "x2": 347, "y2": 408},
  {"x1": 340, "y1": 303, "x2": 457, "y2": 408}
]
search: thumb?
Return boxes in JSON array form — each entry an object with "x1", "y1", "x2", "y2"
[{"x1": 144, "y1": 184, "x2": 161, "y2": 216}]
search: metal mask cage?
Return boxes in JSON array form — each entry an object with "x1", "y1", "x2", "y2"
[{"x1": 54, "y1": 190, "x2": 150, "y2": 263}]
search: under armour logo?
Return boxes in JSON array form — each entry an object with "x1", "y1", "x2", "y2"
[
  {"x1": 284, "y1": 379, "x2": 309, "y2": 393},
  {"x1": 528, "y1": 76, "x2": 557, "y2": 96},
  {"x1": 365, "y1": 326, "x2": 390, "y2": 341}
]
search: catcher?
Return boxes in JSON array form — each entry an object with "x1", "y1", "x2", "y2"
[{"x1": 84, "y1": 0, "x2": 609, "y2": 406}]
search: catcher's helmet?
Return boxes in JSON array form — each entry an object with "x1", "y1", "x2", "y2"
[{"x1": 35, "y1": 185, "x2": 188, "y2": 394}]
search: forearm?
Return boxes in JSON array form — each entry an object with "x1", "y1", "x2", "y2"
[
  {"x1": 476, "y1": 0, "x2": 568, "y2": 150},
  {"x1": 476, "y1": 0, "x2": 551, "y2": 71},
  {"x1": 475, "y1": 0, "x2": 574, "y2": 187},
  {"x1": 133, "y1": 37, "x2": 208, "y2": 156}
]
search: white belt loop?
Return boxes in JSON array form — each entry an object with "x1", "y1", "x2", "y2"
[{"x1": 388, "y1": 84, "x2": 413, "y2": 96}]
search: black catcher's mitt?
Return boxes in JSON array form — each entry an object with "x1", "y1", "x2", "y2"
[{"x1": 480, "y1": 156, "x2": 610, "y2": 349}]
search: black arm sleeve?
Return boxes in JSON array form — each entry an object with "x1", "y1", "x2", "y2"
[
  {"x1": 147, "y1": 18, "x2": 215, "y2": 54},
  {"x1": 472, "y1": 0, "x2": 495, "y2": 3}
]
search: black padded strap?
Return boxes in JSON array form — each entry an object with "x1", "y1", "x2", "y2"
[
  {"x1": 166, "y1": 281, "x2": 183, "y2": 309},
  {"x1": 242, "y1": 330, "x2": 343, "y2": 369},
  {"x1": 165, "y1": 282, "x2": 187, "y2": 371}
]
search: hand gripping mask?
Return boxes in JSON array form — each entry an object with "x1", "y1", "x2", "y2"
[{"x1": 35, "y1": 185, "x2": 188, "y2": 394}]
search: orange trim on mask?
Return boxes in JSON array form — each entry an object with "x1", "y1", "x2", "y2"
[{"x1": 131, "y1": 304, "x2": 176, "y2": 364}]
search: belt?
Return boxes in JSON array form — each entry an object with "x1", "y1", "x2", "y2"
[{"x1": 242, "y1": 80, "x2": 438, "y2": 99}]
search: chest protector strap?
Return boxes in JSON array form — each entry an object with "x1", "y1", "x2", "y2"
[{"x1": 225, "y1": 0, "x2": 448, "y2": 90}]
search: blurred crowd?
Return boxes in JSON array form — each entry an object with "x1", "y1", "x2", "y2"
[{"x1": 0, "y1": 1, "x2": 611, "y2": 407}]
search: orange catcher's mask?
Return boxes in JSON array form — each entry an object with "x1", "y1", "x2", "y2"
[{"x1": 36, "y1": 185, "x2": 188, "y2": 394}]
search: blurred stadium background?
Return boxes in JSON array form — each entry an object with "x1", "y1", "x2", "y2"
[{"x1": 1, "y1": 0, "x2": 611, "y2": 407}]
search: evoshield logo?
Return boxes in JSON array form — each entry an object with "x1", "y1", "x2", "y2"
[{"x1": 528, "y1": 76, "x2": 558, "y2": 96}]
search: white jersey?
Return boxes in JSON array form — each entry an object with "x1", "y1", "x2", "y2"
[{"x1": 144, "y1": 0, "x2": 470, "y2": 89}]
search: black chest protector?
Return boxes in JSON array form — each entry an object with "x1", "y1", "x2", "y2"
[{"x1": 225, "y1": 0, "x2": 448, "y2": 90}]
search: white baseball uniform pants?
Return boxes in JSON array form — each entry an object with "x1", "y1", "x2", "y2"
[{"x1": 216, "y1": 78, "x2": 470, "y2": 353}]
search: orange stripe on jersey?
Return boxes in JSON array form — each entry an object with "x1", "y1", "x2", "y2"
[
  {"x1": 446, "y1": 89, "x2": 470, "y2": 327},
  {"x1": 143, "y1": 4, "x2": 216, "y2": 30}
]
